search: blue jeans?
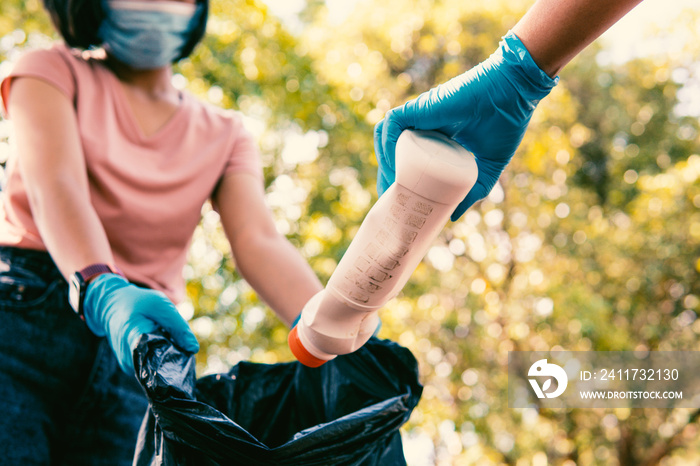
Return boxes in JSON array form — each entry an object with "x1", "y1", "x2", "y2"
[{"x1": 0, "y1": 246, "x2": 148, "y2": 465}]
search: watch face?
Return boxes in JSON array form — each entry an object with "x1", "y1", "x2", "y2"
[{"x1": 69, "y1": 274, "x2": 81, "y2": 313}]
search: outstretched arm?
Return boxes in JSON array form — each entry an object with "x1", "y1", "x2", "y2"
[
  {"x1": 7, "y1": 77, "x2": 198, "y2": 374},
  {"x1": 8, "y1": 77, "x2": 115, "y2": 279},
  {"x1": 215, "y1": 173, "x2": 323, "y2": 327},
  {"x1": 513, "y1": 0, "x2": 644, "y2": 77},
  {"x1": 375, "y1": 0, "x2": 645, "y2": 220}
]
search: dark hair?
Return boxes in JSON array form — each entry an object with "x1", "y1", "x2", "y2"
[{"x1": 41, "y1": 0, "x2": 209, "y2": 61}]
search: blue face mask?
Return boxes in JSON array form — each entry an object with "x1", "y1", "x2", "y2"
[{"x1": 98, "y1": 1, "x2": 203, "y2": 70}]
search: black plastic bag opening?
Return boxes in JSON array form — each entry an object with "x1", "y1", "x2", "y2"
[{"x1": 133, "y1": 332, "x2": 423, "y2": 465}]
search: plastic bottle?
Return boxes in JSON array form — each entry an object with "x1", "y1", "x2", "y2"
[{"x1": 288, "y1": 130, "x2": 478, "y2": 367}]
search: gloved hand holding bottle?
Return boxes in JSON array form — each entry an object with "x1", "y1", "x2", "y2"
[
  {"x1": 83, "y1": 274, "x2": 200, "y2": 374},
  {"x1": 289, "y1": 130, "x2": 478, "y2": 367},
  {"x1": 374, "y1": 31, "x2": 558, "y2": 221}
]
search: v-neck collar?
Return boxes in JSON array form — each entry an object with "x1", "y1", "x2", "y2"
[{"x1": 102, "y1": 65, "x2": 188, "y2": 144}]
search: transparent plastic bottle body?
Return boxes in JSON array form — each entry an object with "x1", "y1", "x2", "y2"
[{"x1": 289, "y1": 130, "x2": 478, "y2": 367}]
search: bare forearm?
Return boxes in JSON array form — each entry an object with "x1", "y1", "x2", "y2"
[
  {"x1": 216, "y1": 173, "x2": 323, "y2": 326},
  {"x1": 232, "y1": 233, "x2": 322, "y2": 326},
  {"x1": 10, "y1": 77, "x2": 115, "y2": 281},
  {"x1": 25, "y1": 179, "x2": 114, "y2": 281},
  {"x1": 512, "y1": 0, "x2": 644, "y2": 77}
]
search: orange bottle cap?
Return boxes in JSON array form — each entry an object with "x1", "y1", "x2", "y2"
[{"x1": 288, "y1": 326, "x2": 331, "y2": 368}]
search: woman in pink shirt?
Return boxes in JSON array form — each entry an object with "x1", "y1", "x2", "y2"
[{"x1": 0, "y1": 0, "x2": 322, "y2": 463}]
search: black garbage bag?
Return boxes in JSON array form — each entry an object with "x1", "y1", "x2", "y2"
[{"x1": 132, "y1": 332, "x2": 423, "y2": 465}]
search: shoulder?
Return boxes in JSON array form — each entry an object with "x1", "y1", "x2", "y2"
[
  {"x1": 7, "y1": 42, "x2": 110, "y2": 87},
  {"x1": 13, "y1": 42, "x2": 92, "y2": 68},
  {"x1": 183, "y1": 93, "x2": 252, "y2": 136},
  {"x1": 10, "y1": 43, "x2": 71, "y2": 73},
  {"x1": 3, "y1": 42, "x2": 109, "y2": 93},
  {"x1": 179, "y1": 94, "x2": 263, "y2": 177},
  {"x1": 184, "y1": 94, "x2": 241, "y2": 121}
]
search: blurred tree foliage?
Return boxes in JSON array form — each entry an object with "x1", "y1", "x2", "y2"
[{"x1": 1, "y1": 0, "x2": 699, "y2": 464}]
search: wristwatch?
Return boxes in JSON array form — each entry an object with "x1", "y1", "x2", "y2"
[{"x1": 69, "y1": 263, "x2": 124, "y2": 319}]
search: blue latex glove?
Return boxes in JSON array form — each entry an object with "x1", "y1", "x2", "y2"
[
  {"x1": 374, "y1": 31, "x2": 558, "y2": 220},
  {"x1": 83, "y1": 274, "x2": 199, "y2": 374}
]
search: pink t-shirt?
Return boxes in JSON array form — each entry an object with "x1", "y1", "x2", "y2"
[{"x1": 0, "y1": 43, "x2": 263, "y2": 303}]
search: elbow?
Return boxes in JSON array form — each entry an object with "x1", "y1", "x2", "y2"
[
  {"x1": 24, "y1": 176, "x2": 89, "y2": 226},
  {"x1": 230, "y1": 225, "x2": 282, "y2": 260}
]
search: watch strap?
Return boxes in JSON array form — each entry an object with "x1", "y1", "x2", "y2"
[
  {"x1": 72, "y1": 263, "x2": 125, "y2": 319},
  {"x1": 78, "y1": 263, "x2": 124, "y2": 283}
]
